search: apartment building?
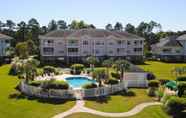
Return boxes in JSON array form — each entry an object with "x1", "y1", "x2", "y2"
[{"x1": 39, "y1": 29, "x2": 144, "y2": 63}]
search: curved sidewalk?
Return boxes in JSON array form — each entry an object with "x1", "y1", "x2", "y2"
[{"x1": 52, "y1": 100, "x2": 162, "y2": 118}]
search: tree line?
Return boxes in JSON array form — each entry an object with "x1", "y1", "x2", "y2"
[{"x1": 0, "y1": 18, "x2": 186, "y2": 57}]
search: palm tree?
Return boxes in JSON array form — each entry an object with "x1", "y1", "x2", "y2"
[
  {"x1": 102, "y1": 58, "x2": 113, "y2": 80},
  {"x1": 113, "y1": 60, "x2": 130, "y2": 82},
  {"x1": 93, "y1": 69, "x2": 106, "y2": 87},
  {"x1": 11, "y1": 56, "x2": 39, "y2": 83},
  {"x1": 86, "y1": 56, "x2": 98, "y2": 72}
]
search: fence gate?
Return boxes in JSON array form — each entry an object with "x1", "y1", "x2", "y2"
[{"x1": 74, "y1": 89, "x2": 84, "y2": 99}]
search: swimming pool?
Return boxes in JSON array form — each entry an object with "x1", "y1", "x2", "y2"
[{"x1": 65, "y1": 76, "x2": 96, "y2": 88}]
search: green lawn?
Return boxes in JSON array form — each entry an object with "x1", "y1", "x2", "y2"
[
  {"x1": 85, "y1": 89, "x2": 155, "y2": 113},
  {"x1": 139, "y1": 61, "x2": 186, "y2": 80},
  {"x1": 65, "y1": 105, "x2": 170, "y2": 118},
  {"x1": 0, "y1": 64, "x2": 75, "y2": 118}
]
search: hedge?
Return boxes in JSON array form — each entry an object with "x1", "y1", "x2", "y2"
[
  {"x1": 29, "y1": 80, "x2": 69, "y2": 89},
  {"x1": 111, "y1": 72, "x2": 120, "y2": 79},
  {"x1": 177, "y1": 77, "x2": 186, "y2": 81},
  {"x1": 148, "y1": 80, "x2": 160, "y2": 88},
  {"x1": 177, "y1": 82, "x2": 186, "y2": 97},
  {"x1": 83, "y1": 83, "x2": 97, "y2": 89},
  {"x1": 43, "y1": 66, "x2": 56, "y2": 74},
  {"x1": 164, "y1": 96, "x2": 186, "y2": 116},
  {"x1": 105, "y1": 79, "x2": 119, "y2": 85},
  {"x1": 146, "y1": 73, "x2": 156, "y2": 80}
]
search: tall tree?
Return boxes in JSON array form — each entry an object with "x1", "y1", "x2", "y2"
[
  {"x1": 48, "y1": 20, "x2": 57, "y2": 31},
  {"x1": 114, "y1": 22, "x2": 123, "y2": 31},
  {"x1": 69, "y1": 20, "x2": 79, "y2": 29},
  {"x1": 16, "y1": 21, "x2": 28, "y2": 42},
  {"x1": 40, "y1": 26, "x2": 48, "y2": 34},
  {"x1": 88, "y1": 24, "x2": 96, "y2": 29},
  {"x1": 57, "y1": 20, "x2": 67, "y2": 29},
  {"x1": 0, "y1": 21, "x2": 5, "y2": 32},
  {"x1": 6, "y1": 20, "x2": 15, "y2": 31},
  {"x1": 125, "y1": 23, "x2": 135, "y2": 34},
  {"x1": 28, "y1": 18, "x2": 40, "y2": 46},
  {"x1": 105, "y1": 24, "x2": 113, "y2": 31}
]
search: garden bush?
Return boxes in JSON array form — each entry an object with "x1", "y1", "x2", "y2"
[
  {"x1": 146, "y1": 73, "x2": 156, "y2": 80},
  {"x1": 147, "y1": 80, "x2": 160, "y2": 96},
  {"x1": 105, "y1": 79, "x2": 119, "y2": 85},
  {"x1": 177, "y1": 76, "x2": 186, "y2": 81},
  {"x1": 46, "y1": 80, "x2": 69, "y2": 89},
  {"x1": 159, "y1": 79, "x2": 170, "y2": 85},
  {"x1": 43, "y1": 66, "x2": 56, "y2": 74},
  {"x1": 148, "y1": 80, "x2": 160, "y2": 88},
  {"x1": 111, "y1": 72, "x2": 120, "y2": 79},
  {"x1": 83, "y1": 83, "x2": 97, "y2": 89},
  {"x1": 177, "y1": 82, "x2": 186, "y2": 97},
  {"x1": 29, "y1": 80, "x2": 44, "y2": 87},
  {"x1": 70, "y1": 64, "x2": 84, "y2": 75},
  {"x1": 164, "y1": 96, "x2": 186, "y2": 116}
]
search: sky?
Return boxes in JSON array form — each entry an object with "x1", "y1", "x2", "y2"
[{"x1": 0, "y1": 0, "x2": 186, "y2": 31}]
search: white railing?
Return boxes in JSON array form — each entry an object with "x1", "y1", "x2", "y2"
[{"x1": 20, "y1": 81, "x2": 128, "y2": 99}]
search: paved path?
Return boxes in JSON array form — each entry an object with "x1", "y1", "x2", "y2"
[{"x1": 52, "y1": 100, "x2": 162, "y2": 118}]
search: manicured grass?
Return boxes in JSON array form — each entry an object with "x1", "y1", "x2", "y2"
[
  {"x1": 0, "y1": 64, "x2": 75, "y2": 118},
  {"x1": 65, "y1": 105, "x2": 170, "y2": 118},
  {"x1": 85, "y1": 89, "x2": 154, "y2": 113},
  {"x1": 139, "y1": 61, "x2": 186, "y2": 80}
]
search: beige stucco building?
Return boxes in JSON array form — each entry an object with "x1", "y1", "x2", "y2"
[{"x1": 39, "y1": 29, "x2": 145, "y2": 63}]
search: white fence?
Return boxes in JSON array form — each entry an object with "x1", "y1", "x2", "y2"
[
  {"x1": 124, "y1": 72, "x2": 148, "y2": 88},
  {"x1": 20, "y1": 81, "x2": 128, "y2": 99}
]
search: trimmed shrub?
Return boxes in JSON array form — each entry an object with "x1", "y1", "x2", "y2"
[
  {"x1": 148, "y1": 80, "x2": 160, "y2": 96},
  {"x1": 177, "y1": 82, "x2": 186, "y2": 97},
  {"x1": 177, "y1": 76, "x2": 186, "y2": 81},
  {"x1": 159, "y1": 79, "x2": 170, "y2": 85},
  {"x1": 105, "y1": 79, "x2": 119, "y2": 85},
  {"x1": 29, "y1": 80, "x2": 43, "y2": 87},
  {"x1": 46, "y1": 80, "x2": 69, "y2": 89},
  {"x1": 43, "y1": 66, "x2": 56, "y2": 74},
  {"x1": 148, "y1": 80, "x2": 160, "y2": 88},
  {"x1": 111, "y1": 72, "x2": 120, "y2": 79},
  {"x1": 146, "y1": 73, "x2": 156, "y2": 80},
  {"x1": 83, "y1": 83, "x2": 97, "y2": 89},
  {"x1": 70, "y1": 64, "x2": 84, "y2": 75},
  {"x1": 164, "y1": 96, "x2": 186, "y2": 116}
]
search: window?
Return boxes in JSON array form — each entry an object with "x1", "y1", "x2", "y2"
[
  {"x1": 5, "y1": 40, "x2": 9, "y2": 43},
  {"x1": 68, "y1": 48, "x2": 78, "y2": 53},
  {"x1": 134, "y1": 41, "x2": 137, "y2": 45},
  {"x1": 43, "y1": 47, "x2": 54, "y2": 55},
  {"x1": 140, "y1": 40, "x2": 143, "y2": 44},
  {"x1": 109, "y1": 50, "x2": 113, "y2": 54},
  {"x1": 59, "y1": 50, "x2": 64, "y2": 54},
  {"x1": 96, "y1": 41, "x2": 104, "y2": 45},
  {"x1": 134, "y1": 48, "x2": 142, "y2": 52},
  {"x1": 44, "y1": 40, "x2": 54, "y2": 45},
  {"x1": 83, "y1": 40, "x2": 88, "y2": 45},
  {"x1": 109, "y1": 42, "x2": 113, "y2": 45},
  {"x1": 117, "y1": 48, "x2": 125, "y2": 53},
  {"x1": 96, "y1": 50, "x2": 99, "y2": 54},
  {"x1": 162, "y1": 48, "x2": 171, "y2": 53},
  {"x1": 117, "y1": 40, "x2": 122, "y2": 45},
  {"x1": 68, "y1": 40, "x2": 78, "y2": 45},
  {"x1": 127, "y1": 41, "x2": 131, "y2": 45}
]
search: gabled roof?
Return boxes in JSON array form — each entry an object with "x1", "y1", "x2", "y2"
[
  {"x1": 177, "y1": 34, "x2": 186, "y2": 40},
  {"x1": 40, "y1": 29, "x2": 144, "y2": 40},
  {"x1": 0, "y1": 33, "x2": 12, "y2": 40},
  {"x1": 155, "y1": 36, "x2": 182, "y2": 47}
]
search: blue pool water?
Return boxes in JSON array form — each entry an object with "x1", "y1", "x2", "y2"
[{"x1": 65, "y1": 77, "x2": 96, "y2": 88}]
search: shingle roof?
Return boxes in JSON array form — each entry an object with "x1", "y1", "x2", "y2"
[
  {"x1": 41, "y1": 29, "x2": 144, "y2": 40},
  {"x1": 177, "y1": 34, "x2": 186, "y2": 40},
  {"x1": 155, "y1": 36, "x2": 182, "y2": 47},
  {"x1": 0, "y1": 33, "x2": 12, "y2": 40}
]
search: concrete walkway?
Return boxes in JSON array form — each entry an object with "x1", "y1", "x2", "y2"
[{"x1": 52, "y1": 100, "x2": 162, "y2": 118}]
